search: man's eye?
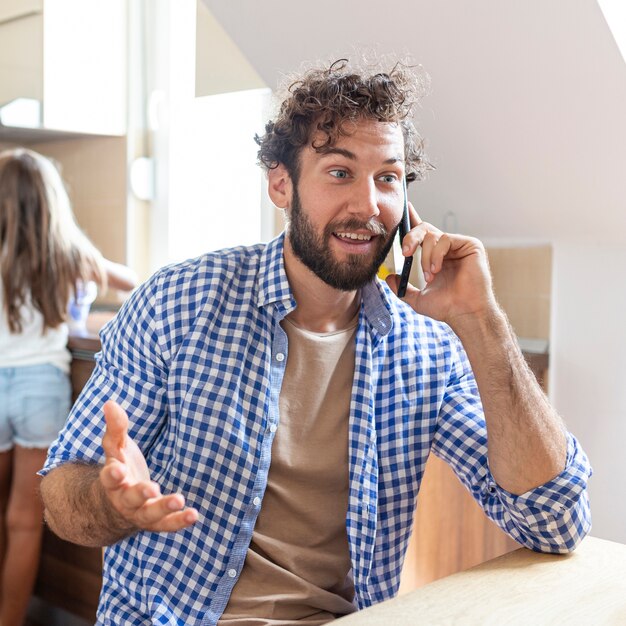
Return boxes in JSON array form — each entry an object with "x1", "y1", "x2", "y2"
[
  {"x1": 380, "y1": 174, "x2": 398, "y2": 184},
  {"x1": 329, "y1": 170, "x2": 349, "y2": 179}
]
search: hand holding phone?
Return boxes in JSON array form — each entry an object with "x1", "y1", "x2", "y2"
[{"x1": 397, "y1": 177, "x2": 413, "y2": 298}]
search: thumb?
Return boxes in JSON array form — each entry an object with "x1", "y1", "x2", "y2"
[
  {"x1": 385, "y1": 274, "x2": 400, "y2": 295},
  {"x1": 385, "y1": 273, "x2": 422, "y2": 309},
  {"x1": 102, "y1": 400, "x2": 129, "y2": 462}
]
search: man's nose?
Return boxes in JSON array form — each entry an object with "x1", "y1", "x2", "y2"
[{"x1": 347, "y1": 179, "x2": 380, "y2": 220}]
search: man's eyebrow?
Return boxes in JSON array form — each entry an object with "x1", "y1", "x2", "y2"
[
  {"x1": 320, "y1": 147, "x2": 357, "y2": 160},
  {"x1": 383, "y1": 156, "x2": 404, "y2": 165},
  {"x1": 319, "y1": 148, "x2": 404, "y2": 165}
]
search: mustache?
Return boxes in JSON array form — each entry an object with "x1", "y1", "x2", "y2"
[{"x1": 326, "y1": 218, "x2": 389, "y2": 237}]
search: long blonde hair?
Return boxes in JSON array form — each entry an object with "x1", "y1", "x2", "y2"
[{"x1": 0, "y1": 148, "x2": 106, "y2": 333}]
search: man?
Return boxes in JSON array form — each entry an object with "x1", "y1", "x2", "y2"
[{"x1": 39, "y1": 59, "x2": 591, "y2": 625}]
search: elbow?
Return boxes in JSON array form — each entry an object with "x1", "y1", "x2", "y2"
[
  {"x1": 502, "y1": 491, "x2": 592, "y2": 556},
  {"x1": 39, "y1": 463, "x2": 119, "y2": 548},
  {"x1": 530, "y1": 503, "x2": 592, "y2": 555},
  {"x1": 39, "y1": 473, "x2": 68, "y2": 542},
  {"x1": 41, "y1": 504, "x2": 65, "y2": 542},
  {"x1": 39, "y1": 468, "x2": 95, "y2": 547}
]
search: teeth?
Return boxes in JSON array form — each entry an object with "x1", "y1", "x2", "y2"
[{"x1": 335, "y1": 232, "x2": 372, "y2": 241}]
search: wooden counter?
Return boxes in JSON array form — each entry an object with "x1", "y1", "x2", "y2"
[
  {"x1": 66, "y1": 311, "x2": 115, "y2": 400},
  {"x1": 337, "y1": 536, "x2": 626, "y2": 625}
]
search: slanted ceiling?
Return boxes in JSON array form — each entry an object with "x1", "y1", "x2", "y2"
[{"x1": 201, "y1": 0, "x2": 626, "y2": 244}]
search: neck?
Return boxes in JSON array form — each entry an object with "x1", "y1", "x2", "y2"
[{"x1": 283, "y1": 236, "x2": 361, "y2": 333}]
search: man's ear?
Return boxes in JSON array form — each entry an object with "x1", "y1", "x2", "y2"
[{"x1": 267, "y1": 164, "x2": 292, "y2": 209}]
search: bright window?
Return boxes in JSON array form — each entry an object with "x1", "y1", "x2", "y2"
[
  {"x1": 167, "y1": 88, "x2": 271, "y2": 263},
  {"x1": 145, "y1": 0, "x2": 272, "y2": 270}
]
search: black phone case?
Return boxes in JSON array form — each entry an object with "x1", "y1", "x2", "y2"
[{"x1": 397, "y1": 179, "x2": 413, "y2": 297}]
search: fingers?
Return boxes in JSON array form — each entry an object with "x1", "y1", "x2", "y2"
[
  {"x1": 144, "y1": 507, "x2": 199, "y2": 533},
  {"x1": 421, "y1": 232, "x2": 451, "y2": 282},
  {"x1": 385, "y1": 274, "x2": 420, "y2": 302},
  {"x1": 407, "y1": 202, "x2": 423, "y2": 228},
  {"x1": 403, "y1": 204, "x2": 456, "y2": 283},
  {"x1": 127, "y1": 481, "x2": 167, "y2": 511},
  {"x1": 100, "y1": 458, "x2": 129, "y2": 490},
  {"x1": 385, "y1": 274, "x2": 399, "y2": 294},
  {"x1": 99, "y1": 461, "x2": 199, "y2": 532},
  {"x1": 102, "y1": 400, "x2": 129, "y2": 463},
  {"x1": 401, "y1": 219, "x2": 451, "y2": 283},
  {"x1": 100, "y1": 458, "x2": 157, "y2": 498},
  {"x1": 99, "y1": 401, "x2": 199, "y2": 533},
  {"x1": 124, "y1": 490, "x2": 199, "y2": 532}
]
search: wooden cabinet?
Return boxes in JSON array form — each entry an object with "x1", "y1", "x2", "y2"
[
  {"x1": 0, "y1": 0, "x2": 41, "y2": 22},
  {"x1": 399, "y1": 348, "x2": 549, "y2": 593},
  {"x1": 0, "y1": 2, "x2": 43, "y2": 106},
  {"x1": 0, "y1": 0, "x2": 126, "y2": 136},
  {"x1": 34, "y1": 332, "x2": 104, "y2": 623},
  {"x1": 34, "y1": 530, "x2": 101, "y2": 622},
  {"x1": 399, "y1": 456, "x2": 519, "y2": 593}
]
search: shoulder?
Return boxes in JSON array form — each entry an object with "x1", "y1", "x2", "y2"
[
  {"x1": 153, "y1": 243, "x2": 266, "y2": 291},
  {"x1": 134, "y1": 242, "x2": 265, "y2": 310},
  {"x1": 103, "y1": 243, "x2": 267, "y2": 340}
]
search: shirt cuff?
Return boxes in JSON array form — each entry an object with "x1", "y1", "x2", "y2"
[
  {"x1": 487, "y1": 431, "x2": 592, "y2": 534},
  {"x1": 473, "y1": 433, "x2": 592, "y2": 553}
]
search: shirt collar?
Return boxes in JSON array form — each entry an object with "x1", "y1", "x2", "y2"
[
  {"x1": 361, "y1": 280, "x2": 394, "y2": 338},
  {"x1": 256, "y1": 233, "x2": 295, "y2": 311},
  {"x1": 256, "y1": 232, "x2": 393, "y2": 336}
]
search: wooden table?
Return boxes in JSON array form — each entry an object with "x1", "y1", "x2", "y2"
[{"x1": 336, "y1": 536, "x2": 626, "y2": 625}]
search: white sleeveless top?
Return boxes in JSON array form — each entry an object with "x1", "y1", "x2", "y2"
[{"x1": 0, "y1": 285, "x2": 71, "y2": 373}]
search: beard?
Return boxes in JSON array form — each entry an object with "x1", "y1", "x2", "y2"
[{"x1": 287, "y1": 184, "x2": 398, "y2": 291}]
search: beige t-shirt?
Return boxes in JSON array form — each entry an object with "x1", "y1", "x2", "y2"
[{"x1": 218, "y1": 316, "x2": 358, "y2": 625}]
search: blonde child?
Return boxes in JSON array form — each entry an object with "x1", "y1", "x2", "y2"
[{"x1": 0, "y1": 148, "x2": 136, "y2": 625}]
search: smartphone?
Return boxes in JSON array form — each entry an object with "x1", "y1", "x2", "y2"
[{"x1": 397, "y1": 177, "x2": 413, "y2": 298}]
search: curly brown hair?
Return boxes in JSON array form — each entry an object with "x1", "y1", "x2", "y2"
[{"x1": 255, "y1": 58, "x2": 433, "y2": 184}]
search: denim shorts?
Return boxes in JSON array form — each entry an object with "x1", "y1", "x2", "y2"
[{"x1": 0, "y1": 363, "x2": 71, "y2": 451}]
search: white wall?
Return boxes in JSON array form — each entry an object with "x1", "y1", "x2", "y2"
[
  {"x1": 195, "y1": 1, "x2": 265, "y2": 97},
  {"x1": 550, "y1": 244, "x2": 626, "y2": 542},
  {"x1": 203, "y1": 0, "x2": 626, "y2": 544}
]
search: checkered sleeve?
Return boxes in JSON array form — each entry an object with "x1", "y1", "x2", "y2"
[
  {"x1": 431, "y1": 332, "x2": 592, "y2": 554},
  {"x1": 41, "y1": 270, "x2": 169, "y2": 473}
]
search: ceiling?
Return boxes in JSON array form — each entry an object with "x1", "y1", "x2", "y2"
[{"x1": 203, "y1": 0, "x2": 626, "y2": 243}]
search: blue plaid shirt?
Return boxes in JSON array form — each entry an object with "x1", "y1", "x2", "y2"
[{"x1": 42, "y1": 233, "x2": 592, "y2": 625}]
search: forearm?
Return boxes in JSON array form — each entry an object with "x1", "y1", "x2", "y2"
[
  {"x1": 102, "y1": 258, "x2": 138, "y2": 292},
  {"x1": 451, "y1": 306, "x2": 567, "y2": 495},
  {"x1": 40, "y1": 463, "x2": 137, "y2": 547}
]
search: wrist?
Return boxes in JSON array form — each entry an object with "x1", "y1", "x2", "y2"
[{"x1": 447, "y1": 302, "x2": 509, "y2": 344}]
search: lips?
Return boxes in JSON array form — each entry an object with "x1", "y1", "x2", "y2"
[
  {"x1": 334, "y1": 232, "x2": 374, "y2": 242},
  {"x1": 331, "y1": 232, "x2": 379, "y2": 256}
]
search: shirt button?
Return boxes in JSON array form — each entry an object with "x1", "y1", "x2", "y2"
[
  {"x1": 275, "y1": 352, "x2": 285, "y2": 362},
  {"x1": 269, "y1": 423, "x2": 277, "y2": 433},
  {"x1": 227, "y1": 569, "x2": 237, "y2": 578}
]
